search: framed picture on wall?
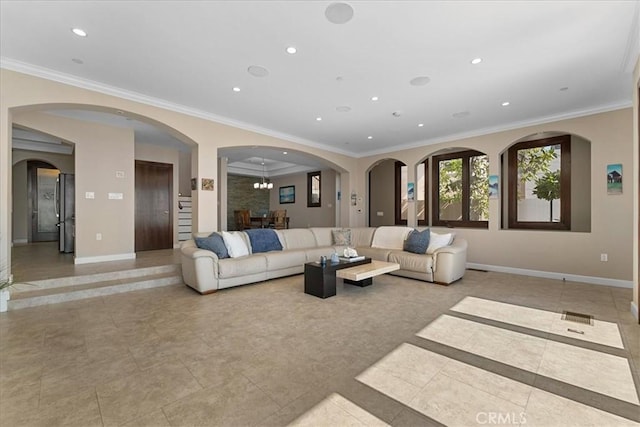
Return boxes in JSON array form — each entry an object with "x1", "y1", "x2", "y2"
[{"x1": 279, "y1": 185, "x2": 295, "y2": 204}]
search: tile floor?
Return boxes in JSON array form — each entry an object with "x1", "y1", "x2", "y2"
[{"x1": 1, "y1": 258, "x2": 638, "y2": 426}]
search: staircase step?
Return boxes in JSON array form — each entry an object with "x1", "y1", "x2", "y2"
[{"x1": 8, "y1": 266, "x2": 183, "y2": 311}]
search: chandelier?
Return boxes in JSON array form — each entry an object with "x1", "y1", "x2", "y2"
[{"x1": 254, "y1": 158, "x2": 273, "y2": 189}]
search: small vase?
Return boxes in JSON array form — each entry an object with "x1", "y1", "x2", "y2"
[{"x1": 0, "y1": 289, "x2": 9, "y2": 313}]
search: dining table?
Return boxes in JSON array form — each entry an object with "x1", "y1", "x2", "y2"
[{"x1": 250, "y1": 216, "x2": 290, "y2": 229}]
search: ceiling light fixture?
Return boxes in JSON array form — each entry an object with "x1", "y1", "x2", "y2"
[
  {"x1": 371, "y1": 96, "x2": 379, "y2": 101},
  {"x1": 316, "y1": 117, "x2": 322, "y2": 121},
  {"x1": 410, "y1": 76, "x2": 431, "y2": 86},
  {"x1": 418, "y1": 123, "x2": 424, "y2": 127},
  {"x1": 501, "y1": 101, "x2": 510, "y2": 106},
  {"x1": 283, "y1": 151, "x2": 288, "y2": 155},
  {"x1": 71, "y1": 28, "x2": 87, "y2": 37},
  {"x1": 253, "y1": 158, "x2": 273, "y2": 190},
  {"x1": 248, "y1": 65, "x2": 269, "y2": 77},
  {"x1": 325, "y1": 2, "x2": 354, "y2": 24},
  {"x1": 286, "y1": 46, "x2": 297, "y2": 54},
  {"x1": 471, "y1": 58, "x2": 482, "y2": 64},
  {"x1": 232, "y1": 87, "x2": 241, "y2": 92},
  {"x1": 367, "y1": 136, "x2": 373, "y2": 140}
]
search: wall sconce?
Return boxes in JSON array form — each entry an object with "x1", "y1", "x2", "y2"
[{"x1": 351, "y1": 191, "x2": 357, "y2": 206}]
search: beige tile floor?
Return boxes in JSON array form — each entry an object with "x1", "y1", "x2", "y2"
[{"x1": 1, "y1": 253, "x2": 639, "y2": 426}]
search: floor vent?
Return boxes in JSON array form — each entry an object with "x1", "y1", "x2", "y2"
[{"x1": 562, "y1": 310, "x2": 593, "y2": 325}]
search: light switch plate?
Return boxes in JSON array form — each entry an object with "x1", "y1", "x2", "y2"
[
  {"x1": 85, "y1": 192, "x2": 95, "y2": 199},
  {"x1": 115, "y1": 171, "x2": 125, "y2": 178},
  {"x1": 108, "y1": 192, "x2": 123, "y2": 200}
]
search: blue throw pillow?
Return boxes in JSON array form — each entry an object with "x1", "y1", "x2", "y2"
[
  {"x1": 195, "y1": 232, "x2": 229, "y2": 259},
  {"x1": 403, "y1": 228, "x2": 430, "y2": 254},
  {"x1": 245, "y1": 229, "x2": 283, "y2": 253}
]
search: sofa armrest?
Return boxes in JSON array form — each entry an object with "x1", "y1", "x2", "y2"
[
  {"x1": 432, "y1": 238, "x2": 467, "y2": 284},
  {"x1": 180, "y1": 240, "x2": 220, "y2": 294}
]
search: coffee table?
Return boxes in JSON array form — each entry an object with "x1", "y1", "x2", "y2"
[
  {"x1": 304, "y1": 258, "x2": 400, "y2": 298},
  {"x1": 304, "y1": 258, "x2": 371, "y2": 299},
  {"x1": 336, "y1": 260, "x2": 400, "y2": 287}
]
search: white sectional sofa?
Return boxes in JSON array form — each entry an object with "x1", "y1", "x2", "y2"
[{"x1": 180, "y1": 226, "x2": 467, "y2": 294}]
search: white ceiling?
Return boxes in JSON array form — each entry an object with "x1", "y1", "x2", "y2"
[{"x1": 1, "y1": 1, "x2": 638, "y2": 159}]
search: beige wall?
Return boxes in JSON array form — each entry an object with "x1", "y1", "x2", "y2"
[
  {"x1": 369, "y1": 159, "x2": 396, "y2": 227},
  {"x1": 11, "y1": 149, "x2": 75, "y2": 243},
  {"x1": 633, "y1": 56, "x2": 640, "y2": 321},
  {"x1": 12, "y1": 111, "x2": 135, "y2": 262},
  {"x1": 358, "y1": 109, "x2": 634, "y2": 284},
  {"x1": 269, "y1": 169, "x2": 337, "y2": 229}
]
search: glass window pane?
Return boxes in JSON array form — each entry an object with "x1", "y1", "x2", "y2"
[
  {"x1": 439, "y1": 158, "x2": 462, "y2": 220},
  {"x1": 416, "y1": 162, "x2": 425, "y2": 221},
  {"x1": 311, "y1": 175, "x2": 320, "y2": 204},
  {"x1": 400, "y1": 165, "x2": 408, "y2": 220},
  {"x1": 516, "y1": 144, "x2": 561, "y2": 222},
  {"x1": 469, "y1": 155, "x2": 489, "y2": 221}
]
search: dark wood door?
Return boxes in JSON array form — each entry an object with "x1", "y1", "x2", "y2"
[
  {"x1": 28, "y1": 161, "x2": 60, "y2": 242},
  {"x1": 135, "y1": 160, "x2": 173, "y2": 251}
]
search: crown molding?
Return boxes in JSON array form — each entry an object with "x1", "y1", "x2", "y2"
[
  {"x1": 357, "y1": 101, "x2": 632, "y2": 158},
  {"x1": 1, "y1": 58, "x2": 633, "y2": 161},
  {"x1": 0, "y1": 58, "x2": 356, "y2": 157}
]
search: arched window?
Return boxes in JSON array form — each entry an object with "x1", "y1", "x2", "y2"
[{"x1": 431, "y1": 150, "x2": 489, "y2": 228}]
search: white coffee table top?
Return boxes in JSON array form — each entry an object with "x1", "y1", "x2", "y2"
[{"x1": 336, "y1": 260, "x2": 400, "y2": 281}]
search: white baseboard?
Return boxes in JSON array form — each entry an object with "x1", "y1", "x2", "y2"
[
  {"x1": 74, "y1": 253, "x2": 136, "y2": 265},
  {"x1": 12, "y1": 239, "x2": 27, "y2": 245},
  {"x1": 466, "y1": 263, "x2": 633, "y2": 288},
  {"x1": 173, "y1": 243, "x2": 181, "y2": 249},
  {"x1": 631, "y1": 301, "x2": 639, "y2": 322}
]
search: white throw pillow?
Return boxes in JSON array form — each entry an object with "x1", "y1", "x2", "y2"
[
  {"x1": 220, "y1": 231, "x2": 249, "y2": 258},
  {"x1": 426, "y1": 231, "x2": 454, "y2": 254}
]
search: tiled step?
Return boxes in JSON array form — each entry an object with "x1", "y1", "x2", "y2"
[{"x1": 8, "y1": 265, "x2": 183, "y2": 310}]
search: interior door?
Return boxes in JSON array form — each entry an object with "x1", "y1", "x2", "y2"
[
  {"x1": 135, "y1": 160, "x2": 173, "y2": 251},
  {"x1": 28, "y1": 161, "x2": 60, "y2": 242}
]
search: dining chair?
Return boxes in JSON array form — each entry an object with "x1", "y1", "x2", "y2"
[
  {"x1": 234, "y1": 209, "x2": 252, "y2": 230},
  {"x1": 271, "y1": 209, "x2": 287, "y2": 229}
]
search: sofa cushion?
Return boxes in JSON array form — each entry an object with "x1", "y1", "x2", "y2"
[
  {"x1": 389, "y1": 251, "x2": 434, "y2": 273},
  {"x1": 217, "y1": 255, "x2": 267, "y2": 278},
  {"x1": 265, "y1": 250, "x2": 307, "y2": 271},
  {"x1": 332, "y1": 228, "x2": 352, "y2": 246},
  {"x1": 356, "y1": 246, "x2": 391, "y2": 262},
  {"x1": 279, "y1": 229, "x2": 317, "y2": 250},
  {"x1": 245, "y1": 229, "x2": 283, "y2": 253},
  {"x1": 350, "y1": 228, "x2": 377, "y2": 247},
  {"x1": 220, "y1": 231, "x2": 250, "y2": 258},
  {"x1": 194, "y1": 232, "x2": 229, "y2": 259},
  {"x1": 403, "y1": 228, "x2": 430, "y2": 254},
  {"x1": 371, "y1": 226, "x2": 412, "y2": 249},
  {"x1": 426, "y1": 231, "x2": 454, "y2": 254}
]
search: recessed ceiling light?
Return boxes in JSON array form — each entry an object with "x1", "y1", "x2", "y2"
[
  {"x1": 336, "y1": 106, "x2": 351, "y2": 112},
  {"x1": 501, "y1": 101, "x2": 510, "y2": 106},
  {"x1": 316, "y1": 117, "x2": 322, "y2": 121},
  {"x1": 410, "y1": 76, "x2": 431, "y2": 86},
  {"x1": 232, "y1": 87, "x2": 241, "y2": 92},
  {"x1": 247, "y1": 65, "x2": 269, "y2": 77},
  {"x1": 286, "y1": 46, "x2": 297, "y2": 54},
  {"x1": 325, "y1": 2, "x2": 354, "y2": 24},
  {"x1": 367, "y1": 136, "x2": 373, "y2": 140},
  {"x1": 371, "y1": 96, "x2": 379, "y2": 101},
  {"x1": 71, "y1": 58, "x2": 84, "y2": 64},
  {"x1": 418, "y1": 123, "x2": 424, "y2": 127},
  {"x1": 283, "y1": 151, "x2": 288, "y2": 154},
  {"x1": 71, "y1": 28, "x2": 87, "y2": 37},
  {"x1": 471, "y1": 58, "x2": 482, "y2": 65}
]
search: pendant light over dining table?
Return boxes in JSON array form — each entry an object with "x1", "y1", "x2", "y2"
[{"x1": 254, "y1": 158, "x2": 273, "y2": 189}]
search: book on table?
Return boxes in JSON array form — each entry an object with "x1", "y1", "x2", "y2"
[{"x1": 339, "y1": 255, "x2": 365, "y2": 262}]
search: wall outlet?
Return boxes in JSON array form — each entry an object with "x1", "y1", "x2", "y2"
[
  {"x1": 377, "y1": 211, "x2": 384, "y2": 216},
  {"x1": 600, "y1": 253, "x2": 608, "y2": 262},
  {"x1": 85, "y1": 192, "x2": 95, "y2": 199},
  {"x1": 96, "y1": 233, "x2": 102, "y2": 241}
]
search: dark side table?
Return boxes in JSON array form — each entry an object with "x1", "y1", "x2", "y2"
[{"x1": 304, "y1": 258, "x2": 371, "y2": 299}]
